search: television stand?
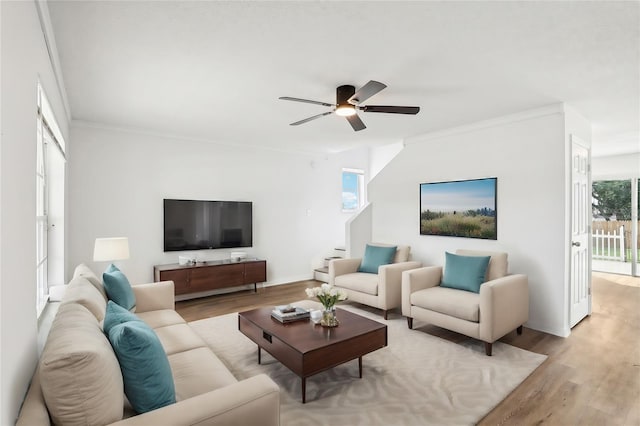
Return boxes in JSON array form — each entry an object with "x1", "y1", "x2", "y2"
[{"x1": 153, "y1": 258, "x2": 266, "y2": 298}]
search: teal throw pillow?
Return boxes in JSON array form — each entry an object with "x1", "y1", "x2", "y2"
[
  {"x1": 358, "y1": 244, "x2": 397, "y2": 274},
  {"x1": 105, "y1": 263, "x2": 120, "y2": 274},
  {"x1": 103, "y1": 266, "x2": 136, "y2": 311},
  {"x1": 108, "y1": 321, "x2": 176, "y2": 414},
  {"x1": 103, "y1": 300, "x2": 142, "y2": 335},
  {"x1": 441, "y1": 252, "x2": 491, "y2": 293}
]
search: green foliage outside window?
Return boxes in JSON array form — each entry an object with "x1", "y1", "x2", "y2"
[{"x1": 592, "y1": 180, "x2": 634, "y2": 220}]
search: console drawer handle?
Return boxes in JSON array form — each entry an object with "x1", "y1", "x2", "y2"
[{"x1": 262, "y1": 331, "x2": 272, "y2": 343}]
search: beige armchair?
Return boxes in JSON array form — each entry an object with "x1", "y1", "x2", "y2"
[
  {"x1": 402, "y1": 249, "x2": 528, "y2": 356},
  {"x1": 329, "y1": 243, "x2": 421, "y2": 319}
]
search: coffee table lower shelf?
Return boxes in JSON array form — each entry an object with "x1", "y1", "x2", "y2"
[
  {"x1": 238, "y1": 307, "x2": 387, "y2": 403},
  {"x1": 256, "y1": 346, "x2": 366, "y2": 403}
]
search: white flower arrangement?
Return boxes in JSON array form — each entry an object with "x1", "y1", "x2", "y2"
[{"x1": 305, "y1": 283, "x2": 348, "y2": 310}]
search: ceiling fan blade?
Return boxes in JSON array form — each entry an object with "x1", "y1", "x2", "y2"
[
  {"x1": 290, "y1": 111, "x2": 333, "y2": 126},
  {"x1": 348, "y1": 80, "x2": 387, "y2": 104},
  {"x1": 360, "y1": 105, "x2": 420, "y2": 115},
  {"x1": 279, "y1": 96, "x2": 334, "y2": 107},
  {"x1": 346, "y1": 114, "x2": 366, "y2": 131}
]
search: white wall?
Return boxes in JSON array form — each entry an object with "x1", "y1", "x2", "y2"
[
  {"x1": 370, "y1": 141, "x2": 403, "y2": 179},
  {"x1": 368, "y1": 105, "x2": 572, "y2": 337},
  {"x1": 345, "y1": 203, "x2": 372, "y2": 259},
  {"x1": 0, "y1": 2, "x2": 70, "y2": 424},
  {"x1": 592, "y1": 152, "x2": 640, "y2": 180},
  {"x1": 68, "y1": 123, "x2": 368, "y2": 288}
]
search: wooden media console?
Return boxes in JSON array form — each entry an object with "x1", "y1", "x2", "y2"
[{"x1": 153, "y1": 259, "x2": 266, "y2": 297}]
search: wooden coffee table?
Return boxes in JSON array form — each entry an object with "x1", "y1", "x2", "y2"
[{"x1": 238, "y1": 306, "x2": 387, "y2": 403}]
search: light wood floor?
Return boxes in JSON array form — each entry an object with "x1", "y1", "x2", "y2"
[
  {"x1": 175, "y1": 273, "x2": 640, "y2": 425},
  {"x1": 593, "y1": 271, "x2": 640, "y2": 288}
]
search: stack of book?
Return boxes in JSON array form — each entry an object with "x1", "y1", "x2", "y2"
[{"x1": 271, "y1": 305, "x2": 310, "y2": 323}]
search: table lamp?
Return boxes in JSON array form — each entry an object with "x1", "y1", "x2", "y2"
[{"x1": 93, "y1": 237, "x2": 130, "y2": 262}]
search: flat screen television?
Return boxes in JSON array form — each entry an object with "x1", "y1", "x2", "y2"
[{"x1": 163, "y1": 199, "x2": 253, "y2": 251}]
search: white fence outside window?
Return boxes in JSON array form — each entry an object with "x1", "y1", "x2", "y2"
[{"x1": 592, "y1": 225, "x2": 625, "y2": 261}]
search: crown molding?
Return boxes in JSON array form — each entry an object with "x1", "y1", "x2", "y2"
[
  {"x1": 70, "y1": 119, "x2": 328, "y2": 157},
  {"x1": 404, "y1": 103, "x2": 565, "y2": 146}
]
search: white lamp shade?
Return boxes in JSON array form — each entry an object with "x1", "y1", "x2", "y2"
[{"x1": 93, "y1": 237, "x2": 130, "y2": 262}]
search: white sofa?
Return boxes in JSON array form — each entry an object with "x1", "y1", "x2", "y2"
[
  {"x1": 329, "y1": 244, "x2": 421, "y2": 319},
  {"x1": 17, "y1": 264, "x2": 280, "y2": 426},
  {"x1": 402, "y1": 249, "x2": 528, "y2": 356}
]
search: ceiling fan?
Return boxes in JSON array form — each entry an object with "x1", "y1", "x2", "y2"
[{"x1": 279, "y1": 80, "x2": 420, "y2": 132}]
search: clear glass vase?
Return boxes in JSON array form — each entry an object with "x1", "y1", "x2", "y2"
[{"x1": 321, "y1": 306, "x2": 339, "y2": 327}]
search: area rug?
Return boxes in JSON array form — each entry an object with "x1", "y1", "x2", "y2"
[{"x1": 189, "y1": 303, "x2": 546, "y2": 426}]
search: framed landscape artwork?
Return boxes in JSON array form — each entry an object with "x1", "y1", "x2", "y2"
[{"x1": 420, "y1": 177, "x2": 497, "y2": 240}]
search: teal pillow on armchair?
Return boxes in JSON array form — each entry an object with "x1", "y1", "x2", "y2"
[
  {"x1": 441, "y1": 252, "x2": 491, "y2": 293},
  {"x1": 358, "y1": 244, "x2": 397, "y2": 274}
]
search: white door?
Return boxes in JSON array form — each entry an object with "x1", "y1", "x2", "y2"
[{"x1": 570, "y1": 136, "x2": 591, "y2": 327}]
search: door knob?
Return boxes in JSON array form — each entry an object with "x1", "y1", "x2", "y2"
[{"x1": 572, "y1": 241, "x2": 581, "y2": 247}]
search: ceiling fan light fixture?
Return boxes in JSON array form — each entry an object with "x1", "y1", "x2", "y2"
[
  {"x1": 279, "y1": 81, "x2": 419, "y2": 131},
  {"x1": 335, "y1": 104, "x2": 356, "y2": 116}
]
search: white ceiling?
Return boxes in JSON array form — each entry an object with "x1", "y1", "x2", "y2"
[{"x1": 47, "y1": 1, "x2": 639, "y2": 156}]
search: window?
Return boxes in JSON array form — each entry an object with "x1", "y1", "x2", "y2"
[
  {"x1": 36, "y1": 109, "x2": 47, "y2": 315},
  {"x1": 36, "y1": 83, "x2": 66, "y2": 316},
  {"x1": 342, "y1": 168, "x2": 365, "y2": 211},
  {"x1": 592, "y1": 178, "x2": 639, "y2": 276}
]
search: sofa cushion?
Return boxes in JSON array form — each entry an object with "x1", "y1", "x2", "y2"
[
  {"x1": 441, "y1": 252, "x2": 491, "y2": 293},
  {"x1": 103, "y1": 264, "x2": 137, "y2": 311},
  {"x1": 411, "y1": 286, "x2": 480, "y2": 322},
  {"x1": 154, "y1": 323, "x2": 208, "y2": 355},
  {"x1": 108, "y1": 321, "x2": 176, "y2": 414},
  {"x1": 358, "y1": 244, "x2": 397, "y2": 274},
  {"x1": 334, "y1": 272, "x2": 379, "y2": 296},
  {"x1": 40, "y1": 303, "x2": 124, "y2": 426},
  {"x1": 137, "y1": 309, "x2": 186, "y2": 329},
  {"x1": 103, "y1": 300, "x2": 142, "y2": 334},
  {"x1": 61, "y1": 276, "x2": 108, "y2": 322},
  {"x1": 169, "y1": 347, "x2": 237, "y2": 401},
  {"x1": 73, "y1": 263, "x2": 107, "y2": 299},
  {"x1": 394, "y1": 245, "x2": 411, "y2": 263}
]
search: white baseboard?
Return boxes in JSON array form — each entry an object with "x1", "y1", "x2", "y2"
[
  {"x1": 524, "y1": 320, "x2": 570, "y2": 338},
  {"x1": 262, "y1": 273, "x2": 315, "y2": 287}
]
